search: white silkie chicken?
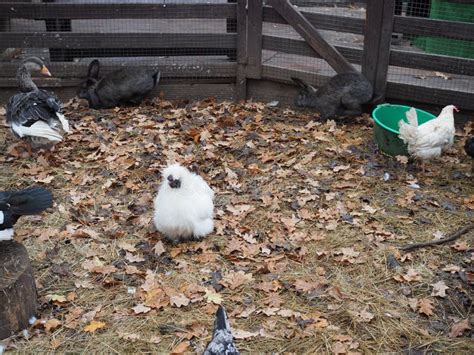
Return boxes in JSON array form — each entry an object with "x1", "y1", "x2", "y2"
[
  {"x1": 398, "y1": 105, "x2": 458, "y2": 172},
  {"x1": 153, "y1": 163, "x2": 214, "y2": 243}
]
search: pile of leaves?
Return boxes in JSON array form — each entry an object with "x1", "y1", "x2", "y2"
[{"x1": 0, "y1": 98, "x2": 472, "y2": 353}]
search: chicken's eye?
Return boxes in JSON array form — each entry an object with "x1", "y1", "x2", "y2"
[{"x1": 167, "y1": 175, "x2": 173, "y2": 182}]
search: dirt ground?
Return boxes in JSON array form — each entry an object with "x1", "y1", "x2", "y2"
[{"x1": 0, "y1": 98, "x2": 473, "y2": 353}]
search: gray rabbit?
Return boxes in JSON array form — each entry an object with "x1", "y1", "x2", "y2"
[
  {"x1": 292, "y1": 72, "x2": 374, "y2": 119},
  {"x1": 78, "y1": 59, "x2": 160, "y2": 109}
]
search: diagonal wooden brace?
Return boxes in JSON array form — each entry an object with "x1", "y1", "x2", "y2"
[{"x1": 267, "y1": 0, "x2": 356, "y2": 74}]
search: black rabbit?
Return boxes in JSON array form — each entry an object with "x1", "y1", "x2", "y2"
[
  {"x1": 292, "y1": 72, "x2": 374, "y2": 119},
  {"x1": 78, "y1": 59, "x2": 160, "y2": 109}
]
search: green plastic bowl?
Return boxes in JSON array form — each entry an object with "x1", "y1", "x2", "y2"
[{"x1": 372, "y1": 104, "x2": 436, "y2": 157}]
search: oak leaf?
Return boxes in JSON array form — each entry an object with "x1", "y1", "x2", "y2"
[
  {"x1": 417, "y1": 298, "x2": 434, "y2": 316},
  {"x1": 448, "y1": 319, "x2": 471, "y2": 338},
  {"x1": 83, "y1": 320, "x2": 106, "y2": 333}
]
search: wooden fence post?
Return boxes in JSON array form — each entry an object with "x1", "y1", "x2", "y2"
[
  {"x1": 362, "y1": 0, "x2": 395, "y2": 102},
  {"x1": 235, "y1": 0, "x2": 247, "y2": 100},
  {"x1": 246, "y1": 0, "x2": 263, "y2": 79}
]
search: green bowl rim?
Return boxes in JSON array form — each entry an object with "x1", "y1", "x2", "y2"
[{"x1": 372, "y1": 103, "x2": 436, "y2": 135}]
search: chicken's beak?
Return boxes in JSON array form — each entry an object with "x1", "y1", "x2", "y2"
[
  {"x1": 40, "y1": 65, "x2": 52, "y2": 77},
  {"x1": 169, "y1": 179, "x2": 181, "y2": 189},
  {"x1": 454, "y1": 106, "x2": 459, "y2": 113}
]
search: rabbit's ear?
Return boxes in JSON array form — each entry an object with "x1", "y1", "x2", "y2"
[
  {"x1": 291, "y1": 77, "x2": 317, "y2": 93},
  {"x1": 88, "y1": 60, "x2": 100, "y2": 79}
]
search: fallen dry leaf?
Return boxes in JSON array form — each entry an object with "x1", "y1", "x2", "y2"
[
  {"x1": 417, "y1": 298, "x2": 434, "y2": 317},
  {"x1": 44, "y1": 318, "x2": 62, "y2": 333},
  {"x1": 83, "y1": 320, "x2": 106, "y2": 333},
  {"x1": 170, "y1": 294, "x2": 190, "y2": 308},
  {"x1": 431, "y1": 280, "x2": 449, "y2": 298},
  {"x1": 170, "y1": 341, "x2": 190, "y2": 354},
  {"x1": 132, "y1": 304, "x2": 151, "y2": 315},
  {"x1": 448, "y1": 319, "x2": 471, "y2": 338}
]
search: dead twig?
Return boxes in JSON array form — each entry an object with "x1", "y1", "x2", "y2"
[{"x1": 400, "y1": 223, "x2": 474, "y2": 252}]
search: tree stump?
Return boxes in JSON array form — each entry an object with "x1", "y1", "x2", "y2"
[{"x1": 0, "y1": 241, "x2": 37, "y2": 340}]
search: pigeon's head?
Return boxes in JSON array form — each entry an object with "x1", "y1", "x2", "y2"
[{"x1": 162, "y1": 163, "x2": 190, "y2": 189}]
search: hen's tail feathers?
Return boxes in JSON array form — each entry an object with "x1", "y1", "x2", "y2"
[
  {"x1": 6, "y1": 187, "x2": 53, "y2": 215},
  {"x1": 398, "y1": 107, "x2": 418, "y2": 145},
  {"x1": 405, "y1": 107, "x2": 418, "y2": 127},
  {"x1": 12, "y1": 121, "x2": 63, "y2": 141}
]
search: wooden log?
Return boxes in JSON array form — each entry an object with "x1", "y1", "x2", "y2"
[
  {"x1": 267, "y1": 0, "x2": 356, "y2": 74},
  {"x1": 0, "y1": 241, "x2": 37, "y2": 340}
]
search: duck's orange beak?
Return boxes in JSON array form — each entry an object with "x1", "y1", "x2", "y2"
[{"x1": 40, "y1": 65, "x2": 52, "y2": 77}]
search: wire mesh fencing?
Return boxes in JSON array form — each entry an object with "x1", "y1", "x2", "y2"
[
  {"x1": 389, "y1": 0, "x2": 474, "y2": 100},
  {"x1": 0, "y1": 0, "x2": 239, "y2": 99}
]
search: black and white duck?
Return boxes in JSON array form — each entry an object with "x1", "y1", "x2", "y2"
[
  {"x1": 6, "y1": 57, "x2": 70, "y2": 152},
  {"x1": 0, "y1": 187, "x2": 53, "y2": 242}
]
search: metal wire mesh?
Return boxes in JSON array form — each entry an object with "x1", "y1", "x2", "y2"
[
  {"x1": 262, "y1": 0, "x2": 365, "y2": 85},
  {"x1": 390, "y1": 0, "x2": 474, "y2": 96},
  {"x1": 0, "y1": 0, "x2": 238, "y2": 88}
]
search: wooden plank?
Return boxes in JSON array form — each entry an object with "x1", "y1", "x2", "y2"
[
  {"x1": 361, "y1": 0, "x2": 384, "y2": 95},
  {"x1": 0, "y1": 82, "x2": 236, "y2": 103},
  {"x1": 362, "y1": 0, "x2": 394, "y2": 102},
  {"x1": 263, "y1": 6, "x2": 364, "y2": 35},
  {"x1": 0, "y1": 76, "x2": 236, "y2": 88},
  {"x1": 390, "y1": 50, "x2": 474, "y2": 76},
  {"x1": 0, "y1": 3, "x2": 236, "y2": 20},
  {"x1": 247, "y1": 0, "x2": 263, "y2": 79},
  {"x1": 373, "y1": 0, "x2": 395, "y2": 100},
  {"x1": 386, "y1": 82, "x2": 474, "y2": 111},
  {"x1": 262, "y1": 35, "x2": 363, "y2": 64},
  {"x1": 1, "y1": 32, "x2": 236, "y2": 49},
  {"x1": 393, "y1": 15, "x2": 474, "y2": 42},
  {"x1": 0, "y1": 62, "x2": 237, "y2": 78},
  {"x1": 235, "y1": 0, "x2": 247, "y2": 100},
  {"x1": 263, "y1": 35, "x2": 474, "y2": 77},
  {"x1": 267, "y1": 0, "x2": 355, "y2": 73}
]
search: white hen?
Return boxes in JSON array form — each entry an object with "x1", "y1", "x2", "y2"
[
  {"x1": 153, "y1": 163, "x2": 214, "y2": 243},
  {"x1": 398, "y1": 105, "x2": 458, "y2": 171}
]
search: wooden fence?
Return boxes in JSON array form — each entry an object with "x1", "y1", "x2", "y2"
[{"x1": 0, "y1": 0, "x2": 473, "y2": 111}]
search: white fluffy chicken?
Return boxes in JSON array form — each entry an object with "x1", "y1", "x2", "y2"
[
  {"x1": 398, "y1": 105, "x2": 458, "y2": 172},
  {"x1": 153, "y1": 163, "x2": 214, "y2": 243}
]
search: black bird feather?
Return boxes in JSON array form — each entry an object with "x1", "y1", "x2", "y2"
[
  {"x1": 0, "y1": 187, "x2": 53, "y2": 234},
  {"x1": 465, "y1": 136, "x2": 474, "y2": 159}
]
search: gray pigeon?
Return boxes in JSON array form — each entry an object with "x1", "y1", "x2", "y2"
[{"x1": 204, "y1": 305, "x2": 239, "y2": 355}]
